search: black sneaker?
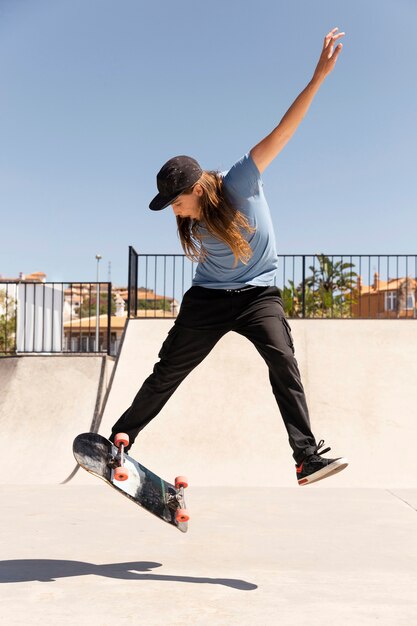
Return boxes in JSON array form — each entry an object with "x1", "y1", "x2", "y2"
[{"x1": 296, "y1": 440, "x2": 348, "y2": 486}]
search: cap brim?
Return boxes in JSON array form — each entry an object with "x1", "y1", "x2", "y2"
[{"x1": 149, "y1": 191, "x2": 181, "y2": 211}]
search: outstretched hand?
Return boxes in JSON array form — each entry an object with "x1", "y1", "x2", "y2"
[
  {"x1": 249, "y1": 27, "x2": 346, "y2": 173},
  {"x1": 313, "y1": 27, "x2": 345, "y2": 82}
]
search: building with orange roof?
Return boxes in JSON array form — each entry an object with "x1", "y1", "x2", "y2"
[
  {"x1": 0, "y1": 271, "x2": 46, "y2": 283},
  {"x1": 352, "y1": 273, "x2": 417, "y2": 319}
]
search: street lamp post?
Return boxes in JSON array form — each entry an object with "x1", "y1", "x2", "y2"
[{"x1": 95, "y1": 254, "x2": 102, "y2": 352}]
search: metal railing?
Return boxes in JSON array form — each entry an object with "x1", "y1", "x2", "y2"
[
  {"x1": 4, "y1": 253, "x2": 414, "y2": 356},
  {"x1": 0, "y1": 282, "x2": 115, "y2": 356},
  {"x1": 127, "y1": 251, "x2": 417, "y2": 320}
]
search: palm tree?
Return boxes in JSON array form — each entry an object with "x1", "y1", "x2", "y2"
[
  {"x1": 282, "y1": 254, "x2": 358, "y2": 318},
  {"x1": 304, "y1": 254, "x2": 357, "y2": 317}
]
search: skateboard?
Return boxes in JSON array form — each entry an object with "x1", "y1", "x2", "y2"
[{"x1": 72, "y1": 432, "x2": 189, "y2": 533}]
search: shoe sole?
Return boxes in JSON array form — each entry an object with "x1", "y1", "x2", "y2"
[{"x1": 298, "y1": 457, "x2": 349, "y2": 486}]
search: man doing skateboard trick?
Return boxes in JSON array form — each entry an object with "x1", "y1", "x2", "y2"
[{"x1": 110, "y1": 28, "x2": 348, "y2": 486}]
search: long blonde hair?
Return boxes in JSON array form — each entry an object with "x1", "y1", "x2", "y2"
[{"x1": 176, "y1": 171, "x2": 255, "y2": 266}]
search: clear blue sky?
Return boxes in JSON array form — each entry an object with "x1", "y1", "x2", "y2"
[{"x1": 1, "y1": 0, "x2": 416, "y2": 286}]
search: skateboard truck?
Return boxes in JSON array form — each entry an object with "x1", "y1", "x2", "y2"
[
  {"x1": 113, "y1": 433, "x2": 130, "y2": 481},
  {"x1": 172, "y1": 477, "x2": 190, "y2": 523}
]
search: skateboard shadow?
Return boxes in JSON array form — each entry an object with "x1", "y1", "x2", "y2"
[{"x1": 0, "y1": 560, "x2": 257, "y2": 590}]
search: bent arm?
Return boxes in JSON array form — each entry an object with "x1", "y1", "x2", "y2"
[{"x1": 250, "y1": 27, "x2": 345, "y2": 174}]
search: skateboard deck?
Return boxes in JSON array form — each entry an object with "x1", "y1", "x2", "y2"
[{"x1": 73, "y1": 432, "x2": 188, "y2": 533}]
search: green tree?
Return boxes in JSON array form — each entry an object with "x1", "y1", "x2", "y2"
[
  {"x1": 138, "y1": 298, "x2": 171, "y2": 311},
  {"x1": 283, "y1": 254, "x2": 357, "y2": 318},
  {"x1": 282, "y1": 280, "x2": 318, "y2": 318},
  {"x1": 0, "y1": 291, "x2": 17, "y2": 354},
  {"x1": 77, "y1": 291, "x2": 117, "y2": 318}
]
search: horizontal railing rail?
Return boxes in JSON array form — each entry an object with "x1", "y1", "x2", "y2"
[
  {"x1": 0, "y1": 282, "x2": 116, "y2": 356},
  {"x1": 127, "y1": 251, "x2": 417, "y2": 320}
]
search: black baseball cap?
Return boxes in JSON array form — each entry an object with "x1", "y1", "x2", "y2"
[{"x1": 149, "y1": 155, "x2": 203, "y2": 211}]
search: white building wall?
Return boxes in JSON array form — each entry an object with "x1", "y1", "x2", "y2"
[{"x1": 16, "y1": 283, "x2": 63, "y2": 352}]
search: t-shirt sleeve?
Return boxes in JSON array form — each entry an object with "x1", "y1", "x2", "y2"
[{"x1": 222, "y1": 153, "x2": 262, "y2": 199}]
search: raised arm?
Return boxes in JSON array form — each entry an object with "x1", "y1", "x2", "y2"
[{"x1": 250, "y1": 27, "x2": 345, "y2": 174}]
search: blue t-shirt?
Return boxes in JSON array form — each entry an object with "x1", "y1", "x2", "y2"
[{"x1": 192, "y1": 153, "x2": 278, "y2": 289}]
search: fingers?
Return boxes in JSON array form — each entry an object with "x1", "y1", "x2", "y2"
[
  {"x1": 329, "y1": 43, "x2": 343, "y2": 66},
  {"x1": 325, "y1": 26, "x2": 339, "y2": 38},
  {"x1": 323, "y1": 27, "x2": 345, "y2": 58}
]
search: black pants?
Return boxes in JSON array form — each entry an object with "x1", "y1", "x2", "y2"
[{"x1": 110, "y1": 286, "x2": 317, "y2": 464}]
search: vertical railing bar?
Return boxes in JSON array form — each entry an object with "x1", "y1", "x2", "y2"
[
  {"x1": 59, "y1": 283, "x2": 63, "y2": 352},
  {"x1": 14, "y1": 285, "x2": 17, "y2": 352},
  {"x1": 163, "y1": 255, "x2": 167, "y2": 319},
  {"x1": 32, "y1": 284, "x2": 36, "y2": 352},
  {"x1": 292, "y1": 256, "x2": 303, "y2": 317},
  {"x1": 127, "y1": 247, "x2": 131, "y2": 318},
  {"x1": 10, "y1": 284, "x2": 13, "y2": 353},
  {"x1": 413, "y1": 254, "x2": 417, "y2": 319},
  {"x1": 4, "y1": 284, "x2": 7, "y2": 352},
  {"x1": 81, "y1": 284, "x2": 84, "y2": 352},
  {"x1": 89, "y1": 283, "x2": 93, "y2": 352},
  {"x1": 98, "y1": 282, "x2": 101, "y2": 352},
  {"x1": 282, "y1": 255, "x2": 287, "y2": 316},
  {"x1": 173, "y1": 256, "x2": 176, "y2": 319},
  {"x1": 2, "y1": 285, "x2": 6, "y2": 353},
  {"x1": 128, "y1": 246, "x2": 138, "y2": 319},
  {"x1": 406, "y1": 256, "x2": 409, "y2": 318},
  {"x1": 339, "y1": 255, "x2": 342, "y2": 318},
  {"x1": 181, "y1": 256, "x2": 185, "y2": 300},
  {"x1": 131, "y1": 250, "x2": 135, "y2": 319},
  {"x1": 24, "y1": 283, "x2": 28, "y2": 352},
  {"x1": 396, "y1": 255, "x2": 399, "y2": 319},
  {"x1": 4, "y1": 284, "x2": 8, "y2": 352},
  {"x1": 145, "y1": 255, "x2": 149, "y2": 318},
  {"x1": 41, "y1": 283, "x2": 46, "y2": 352},
  {"x1": 51, "y1": 284, "x2": 55, "y2": 352},
  {"x1": 312, "y1": 254, "x2": 316, "y2": 319},
  {"x1": 132, "y1": 252, "x2": 136, "y2": 319},
  {"x1": 107, "y1": 282, "x2": 111, "y2": 355},
  {"x1": 135, "y1": 252, "x2": 138, "y2": 318},
  {"x1": 68, "y1": 284, "x2": 73, "y2": 352},
  {"x1": 377, "y1": 256, "x2": 380, "y2": 318},
  {"x1": 154, "y1": 256, "x2": 158, "y2": 319}
]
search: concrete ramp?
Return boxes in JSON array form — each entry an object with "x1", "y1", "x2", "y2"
[
  {"x1": 97, "y1": 319, "x2": 417, "y2": 488},
  {"x1": 4, "y1": 318, "x2": 416, "y2": 487},
  {"x1": 0, "y1": 356, "x2": 112, "y2": 484}
]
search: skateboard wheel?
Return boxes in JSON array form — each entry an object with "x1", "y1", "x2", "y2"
[
  {"x1": 114, "y1": 433, "x2": 129, "y2": 448},
  {"x1": 176, "y1": 508, "x2": 190, "y2": 523},
  {"x1": 114, "y1": 466, "x2": 129, "y2": 481},
  {"x1": 175, "y1": 476, "x2": 188, "y2": 489}
]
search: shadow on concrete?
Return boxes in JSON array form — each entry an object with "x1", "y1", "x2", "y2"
[{"x1": 0, "y1": 560, "x2": 257, "y2": 590}]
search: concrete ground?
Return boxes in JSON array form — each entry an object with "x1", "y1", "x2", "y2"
[{"x1": 1, "y1": 484, "x2": 416, "y2": 626}]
